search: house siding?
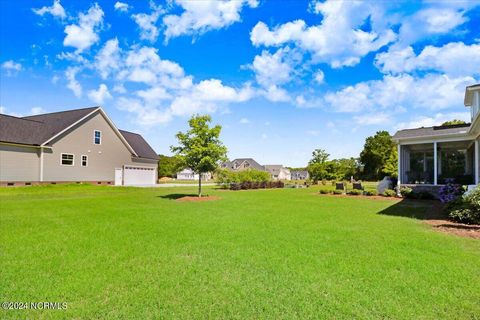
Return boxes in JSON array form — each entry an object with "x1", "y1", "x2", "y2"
[
  {"x1": 0, "y1": 144, "x2": 40, "y2": 181},
  {"x1": 42, "y1": 111, "x2": 156, "y2": 182}
]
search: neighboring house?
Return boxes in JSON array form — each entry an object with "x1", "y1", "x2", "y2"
[
  {"x1": 264, "y1": 165, "x2": 291, "y2": 180},
  {"x1": 291, "y1": 170, "x2": 309, "y2": 180},
  {"x1": 393, "y1": 84, "x2": 480, "y2": 191},
  {"x1": 176, "y1": 168, "x2": 211, "y2": 181},
  {"x1": 221, "y1": 158, "x2": 291, "y2": 180},
  {"x1": 221, "y1": 158, "x2": 265, "y2": 171},
  {"x1": 0, "y1": 107, "x2": 159, "y2": 186}
]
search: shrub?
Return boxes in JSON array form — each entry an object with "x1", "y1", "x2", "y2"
[
  {"x1": 445, "y1": 186, "x2": 480, "y2": 224},
  {"x1": 364, "y1": 190, "x2": 377, "y2": 196},
  {"x1": 383, "y1": 189, "x2": 397, "y2": 197},
  {"x1": 319, "y1": 189, "x2": 330, "y2": 194},
  {"x1": 229, "y1": 177, "x2": 284, "y2": 191},
  {"x1": 438, "y1": 179, "x2": 464, "y2": 203},
  {"x1": 400, "y1": 187, "x2": 412, "y2": 198},
  {"x1": 333, "y1": 190, "x2": 343, "y2": 195},
  {"x1": 348, "y1": 189, "x2": 362, "y2": 196}
]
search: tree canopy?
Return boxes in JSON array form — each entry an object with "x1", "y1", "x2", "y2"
[
  {"x1": 171, "y1": 115, "x2": 228, "y2": 197},
  {"x1": 359, "y1": 131, "x2": 397, "y2": 180},
  {"x1": 307, "y1": 148, "x2": 358, "y2": 181},
  {"x1": 441, "y1": 119, "x2": 467, "y2": 126},
  {"x1": 158, "y1": 155, "x2": 184, "y2": 178}
]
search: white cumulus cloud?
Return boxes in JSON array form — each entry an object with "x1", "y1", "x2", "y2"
[
  {"x1": 375, "y1": 42, "x2": 480, "y2": 77},
  {"x1": 131, "y1": 1, "x2": 163, "y2": 42},
  {"x1": 163, "y1": 0, "x2": 258, "y2": 41},
  {"x1": 250, "y1": 0, "x2": 396, "y2": 68},
  {"x1": 1, "y1": 60, "x2": 22, "y2": 75},
  {"x1": 33, "y1": 0, "x2": 67, "y2": 19},
  {"x1": 88, "y1": 84, "x2": 112, "y2": 104},
  {"x1": 65, "y1": 66, "x2": 82, "y2": 97},
  {"x1": 63, "y1": 3, "x2": 104, "y2": 53},
  {"x1": 114, "y1": 1, "x2": 130, "y2": 13},
  {"x1": 324, "y1": 73, "x2": 475, "y2": 114}
]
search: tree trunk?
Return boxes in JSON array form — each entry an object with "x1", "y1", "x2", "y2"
[{"x1": 198, "y1": 173, "x2": 202, "y2": 197}]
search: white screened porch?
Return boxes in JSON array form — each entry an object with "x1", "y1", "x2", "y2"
[{"x1": 398, "y1": 138, "x2": 480, "y2": 186}]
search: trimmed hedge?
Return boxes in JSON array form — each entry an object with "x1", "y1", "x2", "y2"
[{"x1": 230, "y1": 180, "x2": 284, "y2": 190}]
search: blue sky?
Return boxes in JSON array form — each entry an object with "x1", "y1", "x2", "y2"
[{"x1": 1, "y1": 0, "x2": 479, "y2": 167}]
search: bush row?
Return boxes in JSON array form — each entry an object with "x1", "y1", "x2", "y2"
[
  {"x1": 319, "y1": 189, "x2": 378, "y2": 196},
  {"x1": 216, "y1": 169, "x2": 271, "y2": 188},
  {"x1": 230, "y1": 181, "x2": 284, "y2": 190}
]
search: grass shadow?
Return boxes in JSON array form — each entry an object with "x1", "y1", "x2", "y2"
[
  {"x1": 378, "y1": 198, "x2": 446, "y2": 220},
  {"x1": 158, "y1": 193, "x2": 198, "y2": 200}
]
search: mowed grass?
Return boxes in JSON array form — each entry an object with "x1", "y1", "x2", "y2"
[{"x1": 1, "y1": 185, "x2": 479, "y2": 319}]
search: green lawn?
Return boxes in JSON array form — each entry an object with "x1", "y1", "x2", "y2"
[{"x1": 1, "y1": 185, "x2": 479, "y2": 319}]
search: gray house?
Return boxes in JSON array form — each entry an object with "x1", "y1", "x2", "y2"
[
  {"x1": 221, "y1": 158, "x2": 265, "y2": 171},
  {"x1": 0, "y1": 107, "x2": 159, "y2": 186},
  {"x1": 221, "y1": 158, "x2": 291, "y2": 180},
  {"x1": 393, "y1": 84, "x2": 480, "y2": 190},
  {"x1": 264, "y1": 165, "x2": 291, "y2": 180},
  {"x1": 291, "y1": 170, "x2": 309, "y2": 180}
]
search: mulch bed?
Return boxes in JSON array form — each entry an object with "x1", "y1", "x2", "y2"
[
  {"x1": 423, "y1": 201, "x2": 480, "y2": 239},
  {"x1": 176, "y1": 196, "x2": 221, "y2": 202},
  {"x1": 317, "y1": 193, "x2": 402, "y2": 201}
]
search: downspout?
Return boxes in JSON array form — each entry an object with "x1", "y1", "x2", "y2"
[{"x1": 39, "y1": 147, "x2": 44, "y2": 182}]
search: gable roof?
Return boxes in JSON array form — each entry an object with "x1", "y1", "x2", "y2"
[
  {"x1": 1, "y1": 107, "x2": 158, "y2": 160},
  {"x1": 0, "y1": 114, "x2": 47, "y2": 146},
  {"x1": 0, "y1": 107, "x2": 98, "y2": 146},
  {"x1": 392, "y1": 123, "x2": 471, "y2": 141},
  {"x1": 119, "y1": 130, "x2": 159, "y2": 160},
  {"x1": 222, "y1": 158, "x2": 265, "y2": 171}
]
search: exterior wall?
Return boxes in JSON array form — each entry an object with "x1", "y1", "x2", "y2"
[
  {"x1": 42, "y1": 111, "x2": 156, "y2": 182},
  {"x1": 278, "y1": 169, "x2": 291, "y2": 180},
  {"x1": 0, "y1": 144, "x2": 40, "y2": 182}
]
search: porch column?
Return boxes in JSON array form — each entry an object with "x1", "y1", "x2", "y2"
[
  {"x1": 397, "y1": 144, "x2": 401, "y2": 186},
  {"x1": 433, "y1": 142, "x2": 438, "y2": 185},
  {"x1": 475, "y1": 139, "x2": 479, "y2": 185}
]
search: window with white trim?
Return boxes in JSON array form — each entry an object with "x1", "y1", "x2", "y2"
[
  {"x1": 61, "y1": 153, "x2": 74, "y2": 166},
  {"x1": 81, "y1": 155, "x2": 88, "y2": 167},
  {"x1": 94, "y1": 130, "x2": 101, "y2": 145}
]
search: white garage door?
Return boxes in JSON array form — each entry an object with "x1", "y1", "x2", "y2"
[{"x1": 123, "y1": 166, "x2": 156, "y2": 185}]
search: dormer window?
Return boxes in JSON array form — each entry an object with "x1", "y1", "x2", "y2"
[{"x1": 94, "y1": 130, "x2": 101, "y2": 145}]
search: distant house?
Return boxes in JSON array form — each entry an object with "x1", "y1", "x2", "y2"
[
  {"x1": 176, "y1": 168, "x2": 211, "y2": 181},
  {"x1": 221, "y1": 158, "x2": 291, "y2": 180},
  {"x1": 0, "y1": 107, "x2": 159, "y2": 186},
  {"x1": 221, "y1": 158, "x2": 265, "y2": 171},
  {"x1": 393, "y1": 84, "x2": 480, "y2": 190},
  {"x1": 264, "y1": 165, "x2": 291, "y2": 180},
  {"x1": 291, "y1": 170, "x2": 309, "y2": 180}
]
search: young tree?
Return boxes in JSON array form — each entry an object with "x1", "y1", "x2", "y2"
[
  {"x1": 359, "y1": 131, "x2": 396, "y2": 180},
  {"x1": 171, "y1": 115, "x2": 228, "y2": 197}
]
